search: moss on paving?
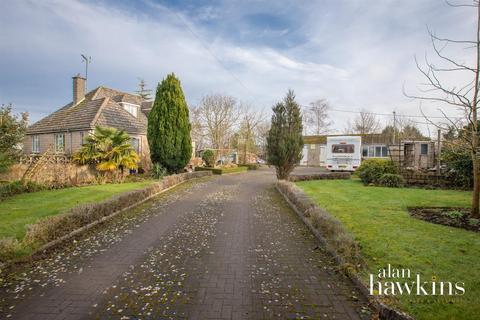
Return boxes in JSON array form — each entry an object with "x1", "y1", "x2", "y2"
[{"x1": 297, "y1": 179, "x2": 479, "y2": 320}]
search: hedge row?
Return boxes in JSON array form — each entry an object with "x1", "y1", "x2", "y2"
[
  {"x1": 276, "y1": 180, "x2": 362, "y2": 270},
  {"x1": 238, "y1": 163, "x2": 260, "y2": 170},
  {"x1": 194, "y1": 166, "x2": 248, "y2": 175},
  {"x1": 0, "y1": 171, "x2": 212, "y2": 262},
  {"x1": 288, "y1": 172, "x2": 351, "y2": 182}
]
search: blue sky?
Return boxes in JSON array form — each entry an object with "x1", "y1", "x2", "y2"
[{"x1": 0, "y1": 0, "x2": 476, "y2": 134}]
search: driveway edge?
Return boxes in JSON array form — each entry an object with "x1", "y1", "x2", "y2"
[{"x1": 275, "y1": 180, "x2": 415, "y2": 320}]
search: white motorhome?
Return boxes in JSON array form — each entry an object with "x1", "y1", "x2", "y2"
[{"x1": 325, "y1": 136, "x2": 362, "y2": 171}]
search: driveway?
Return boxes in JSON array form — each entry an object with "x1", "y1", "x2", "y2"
[{"x1": 1, "y1": 168, "x2": 372, "y2": 319}]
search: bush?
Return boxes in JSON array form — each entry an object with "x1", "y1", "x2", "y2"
[
  {"x1": 356, "y1": 158, "x2": 397, "y2": 185},
  {"x1": 238, "y1": 163, "x2": 259, "y2": 170},
  {"x1": 195, "y1": 166, "x2": 248, "y2": 175},
  {"x1": 151, "y1": 163, "x2": 167, "y2": 179},
  {"x1": 201, "y1": 150, "x2": 215, "y2": 167},
  {"x1": 378, "y1": 173, "x2": 405, "y2": 188},
  {"x1": 442, "y1": 147, "x2": 473, "y2": 189},
  {"x1": 0, "y1": 180, "x2": 47, "y2": 200}
]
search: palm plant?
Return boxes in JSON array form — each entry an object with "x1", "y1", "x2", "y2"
[{"x1": 74, "y1": 126, "x2": 139, "y2": 182}]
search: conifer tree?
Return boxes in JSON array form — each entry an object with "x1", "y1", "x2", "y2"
[
  {"x1": 266, "y1": 90, "x2": 303, "y2": 179},
  {"x1": 147, "y1": 73, "x2": 192, "y2": 173}
]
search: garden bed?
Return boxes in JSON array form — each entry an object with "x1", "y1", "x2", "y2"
[{"x1": 408, "y1": 207, "x2": 479, "y2": 232}]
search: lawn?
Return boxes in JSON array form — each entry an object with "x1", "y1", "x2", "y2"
[
  {"x1": 297, "y1": 179, "x2": 480, "y2": 320},
  {"x1": 0, "y1": 180, "x2": 155, "y2": 240}
]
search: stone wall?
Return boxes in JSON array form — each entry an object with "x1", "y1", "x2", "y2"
[{"x1": 402, "y1": 171, "x2": 450, "y2": 187}]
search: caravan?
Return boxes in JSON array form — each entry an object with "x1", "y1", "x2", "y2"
[{"x1": 325, "y1": 136, "x2": 361, "y2": 171}]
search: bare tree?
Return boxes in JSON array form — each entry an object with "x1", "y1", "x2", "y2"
[
  {"x1": 304, "y1": 99, "x2": 332, "y2": 135},
  {"x1": 197, "y1": 94, "x2": 240, "y2": 158},
  {"x1": 404, "y1": 1, "x2": 480, "y2": 216},
  {"x1": 346, "y1": 110, "x2": 381, "y2": 134},
  {"x1": 237, "y1": 105, "x2": 265, "y2": 164},
  {"x1": 189, "y1": 105, "x2": 206, "y2": 151},
  {"x1": 255, "y1": 120, "x2": 271, "y2": 160}
]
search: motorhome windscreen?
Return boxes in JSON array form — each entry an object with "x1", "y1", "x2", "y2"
[{"x1": 332, "y1": 144, "x2": 354, "y2": 153}]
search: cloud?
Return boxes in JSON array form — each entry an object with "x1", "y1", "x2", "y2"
[{"x1": 0, "y1": 0, "x2": 477, "y2": 135}]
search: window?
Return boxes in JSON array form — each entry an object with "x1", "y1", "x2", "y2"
[
  {"x1": 362, "y1": 145, "x2": 388, "y2": 158},
  {"x1": 131, "y1": 137, "x2": 140, "y2": 153},
  {"x1": 381, "y1": 146, "x2": 388, "y2": 157},
  {"x1": 362, "y1": 146, "x2": 368, "y2": 157},
  {"x1": 32, "y1": 135, "x2": 40, "y2": 153},
  {"x1": 79, "y1": 132, "x2": 85, "y2": 145},
  {"x1": 122, "y1": 103, "x2": 138, "y2": 117},
  {"x1": 54, "y1": 134, "x2": 65, "y2": 152},
  {"x1": 420, "y1": 143, "x2": 428, "y2": 155},
  {"x1": 332, "y1": 144, "x2": 354, "y2": 154}
]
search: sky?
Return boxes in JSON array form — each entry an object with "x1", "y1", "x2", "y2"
[{"x1": 0, "y1": 0, "x2": 477, "y2": 135}]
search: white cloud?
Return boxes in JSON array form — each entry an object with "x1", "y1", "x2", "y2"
[{"x1": 0, "y1": 0, "x2": 477, "y2": 136}]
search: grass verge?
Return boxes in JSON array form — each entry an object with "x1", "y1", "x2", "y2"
[
  {"x1": 297, "y1": 179, "x2": 479, "y2": 320},
  {"x1": 0, "y1": 180, "x2": 155, "y2": 241}
]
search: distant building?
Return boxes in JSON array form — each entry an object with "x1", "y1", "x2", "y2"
[
  {"x1": 302, "y1": 133, "x2": 436, "y2": 170},
  {"x1": 23, "y1": 75, "x2": 153, "y2": 169}
]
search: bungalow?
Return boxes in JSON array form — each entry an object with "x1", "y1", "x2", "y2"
[
  {"x1": 23, "y1": 75, "x2": 154, "y2": 169},
  {"x1": 302, "y1": 133, "x2": 436, "y2": 170}
]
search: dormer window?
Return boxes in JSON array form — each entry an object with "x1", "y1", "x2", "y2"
[{"x1": 121, "y1": 102, "x2": 138, "y2": 117}]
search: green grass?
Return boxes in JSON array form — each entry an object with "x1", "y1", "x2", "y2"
[
  {"x1": 297, "y1": 179, "x2": 480, "y2": 320},
  {"x1": 0, "y1": 180, "x2": 155, "y2": 240}
]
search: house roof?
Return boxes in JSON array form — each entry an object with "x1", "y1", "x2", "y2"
[{"x1": 27, "y1": 86, "x2": 148, "y2": 134}]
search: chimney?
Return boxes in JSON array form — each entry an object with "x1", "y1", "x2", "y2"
[{"x1": 72, "y1": 74, "x2": 86, "y2": 105}]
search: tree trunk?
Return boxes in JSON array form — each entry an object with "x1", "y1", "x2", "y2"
[{"x1": 472, "y1": 133, "x2": 479, "y2": 216}]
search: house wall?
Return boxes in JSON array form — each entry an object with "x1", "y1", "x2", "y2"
[
  {"x1": 24, "y1": 132, "x2": 152, "y2": 170},
  {"x1": 23, "y1": 131, "x2": 88, "y2": 155}
]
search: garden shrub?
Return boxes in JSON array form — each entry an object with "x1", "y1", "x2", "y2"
[
  {"x1": 194, "y1": 166, "x2": 248, "y2": 175},
  {"x1": 356, "y1": 158, "x2": 397, "y2": 185},
  {"x1": 0, "y1": 237, "x2": 22, "y2": 261},
  {"x1": 441, "y1": 147, "x2": 473, "y2": 189},
  {"x1": 0, "y1": 180, "x2": 47, "y2": 200},
  {"x1": 151, "y1": 163, "x2": 167, "y2": 179},
  {"x1": 201, "y1": 150, "x2": 215, "y2": 167},
  {"x1": 378, "y1": 173, "x2": 405, "y2": 188},
  {"x1": 238, "y1": 163, "x2": 259, "y2": 170},
  {"x1": 288, "y1": 172, "x2": 350, "y2": 182}
]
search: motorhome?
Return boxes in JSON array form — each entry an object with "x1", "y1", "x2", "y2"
[{"x1": 325, "y1": 136, "x2": 362, "y2": 171}]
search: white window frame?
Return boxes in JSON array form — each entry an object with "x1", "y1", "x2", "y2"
[
  {"x1": 121, "y1": 102, "x2": 138, "y2": 118},
  {"x1": 32, "y1": 135, "x2": 40, "y2": 153},
  {"x1": 362, "y1": 144, "x2": 388, "y2": 158},
  {"x1": 54, "y1": 133, "x2": 65, "y2": 153},
  {"x1": 131, "y1": 137, "x2": 140, "y2": 153}
]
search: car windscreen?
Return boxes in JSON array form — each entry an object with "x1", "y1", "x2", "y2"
[{"x1": 331, "y1": 144, "x2": 354, "y2": 153}]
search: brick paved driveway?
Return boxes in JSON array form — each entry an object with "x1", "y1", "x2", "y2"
[{"x1": 1, "y1": 169, "x2": 373, "y2": 319}]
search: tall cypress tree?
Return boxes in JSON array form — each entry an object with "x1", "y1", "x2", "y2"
[
  {"x1": 266, "y1": 90, "x2": 303, "y2": 179},
  {"x1": 148, "y1": 73, "x2": 192, "y2": 173}
]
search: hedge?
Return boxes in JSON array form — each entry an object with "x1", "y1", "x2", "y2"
[
  {"x1": 194, "y1": 166, "x2": 248, "y2": 175},
  {"x1": 288, "y1": 172, "x2": 350, "y2": 182},
  {"x1": 276, "y1": 180, "x2": 361, "y2": 269},
  {"x1": 0, "y1": 171, "x2": 211, "y2": 262}
]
